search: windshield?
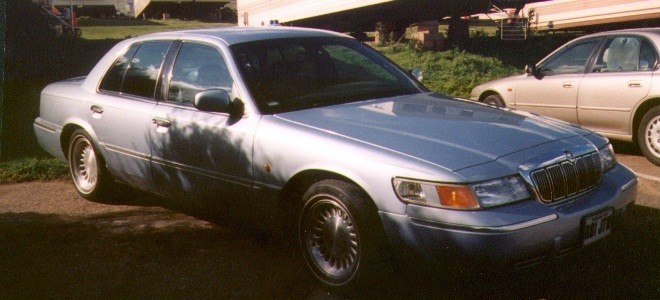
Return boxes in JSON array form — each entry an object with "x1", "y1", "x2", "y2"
[{"x1": 230, "y1": 37, "x2": 424, "y2": 114}]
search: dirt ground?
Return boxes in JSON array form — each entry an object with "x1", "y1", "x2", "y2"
[{"x1": 0, "y1": 180, "x2": 658, "y2": 299}]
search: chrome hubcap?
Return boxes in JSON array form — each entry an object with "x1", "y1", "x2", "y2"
[
  {"x1": 646, "y1": 115, "x2": 660, "y2": 157},
  {"x1": 71, "y1": 137, "x2": 98, "y2": 193},
  {"x1": 302, "y1": 198, "x2": 359, "y2": 281}
]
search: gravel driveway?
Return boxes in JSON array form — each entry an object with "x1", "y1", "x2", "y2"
[{"x1": 1, "y1": 180, "x2": 658, "y2": 298}]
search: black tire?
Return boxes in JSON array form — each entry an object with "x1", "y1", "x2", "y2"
[
  {"x1": 68, "y1": 129, "x2": 115, "y2": 200},
  {"x1": 298, "y1": 179, "x2": 389, "y2": 292},
  {"x1": 637, "y1": 106, "x2": 660, "y2": 166},
  {"x1": 483, "y1": 94, "x2": 505, "y2": 107}
]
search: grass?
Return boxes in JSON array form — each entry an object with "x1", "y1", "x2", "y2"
[
  {"x1": 0, "y1": 158, "x2": 69, "y2": 183},
  {"x1": 380, "y1": 44, "x2": 519, "y2": 98},
  {"x1": 78, "y1": 17, "x2": 234, "y2": 40}
]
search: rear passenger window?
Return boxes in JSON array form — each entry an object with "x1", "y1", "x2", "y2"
[
  {"x1": 99, "y1": 41, "x2": 172, "y2": 99},
  {"x1": 593, "y1": 36, "x2": 657, "y2": 72},
  {"x1": 99, "y1": 44, "x2": 139, "y2": 93}
]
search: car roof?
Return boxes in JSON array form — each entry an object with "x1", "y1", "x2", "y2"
[
  {"x1": 144, "y1": 26, "x2": 351, "y2": 45},
  {"x1": 581, "y1": 27, "x2": 660, "y2": 38}
]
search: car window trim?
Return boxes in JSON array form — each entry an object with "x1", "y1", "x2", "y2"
[
  {"x1": 156, "y1": 40, "x2": 182, "y2": 101},
  {"x1": 97, "y1": 89, "x2": 161, "y2": 103},
  {"x1": 586, "y1": 38, "x2": 607, "y2": 74}
]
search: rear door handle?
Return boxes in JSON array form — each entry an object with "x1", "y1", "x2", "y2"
[
  {"x1": 628, "y1": 81, "x2": 642, "y2": 87},
  {"x1": 90, "y1": 105, "x2": 104, "y2": 119},
  {"x1": 562, "y1": 82, "x2": 574, "y2": 88}
]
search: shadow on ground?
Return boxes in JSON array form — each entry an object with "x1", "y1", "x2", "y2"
[
  {"x1": 1, "y1": 184, "x2": 658, "y2": 299},
  {"x1": 612, "y1": 140, "x2": 643, "y2": 156}
]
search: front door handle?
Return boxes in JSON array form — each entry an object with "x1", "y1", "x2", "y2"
[
  {"x1": 152, "y1": 117, "x2": 171, "y2": 128},
  {"x1": 562, "y1": 82, "x2": 574, "y2": 88},
  {"x1": 90, "y1": 105, "x2": 104, "y2": 114}
]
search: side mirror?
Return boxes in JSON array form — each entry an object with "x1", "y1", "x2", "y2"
[
  {"x1": 525, "y1": 64, "x2": 536, "y2": 75},
  {"x1": 525, "y1": 64, "x2": 543, "y2": 79},
  {"x1": 194, "y1": 89, "x2": 243, "y2": 117},
  {"x1": 409, "y1": 68, "x2": 423, "y2": 82}
]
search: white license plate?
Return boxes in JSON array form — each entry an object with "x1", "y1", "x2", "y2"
[{"x1": 582, "y1": 209, "x2": 614, "y2": 246}]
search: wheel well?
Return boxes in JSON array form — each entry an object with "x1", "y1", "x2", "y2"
[
  {"x1": 478, "y1": 91, "x2": 500, "y2": 102},
  {"x1": 633, "y1": 98, "x2": 660, "y2": 141},
  {"x1": 60, "y1": 124, "x2": 84, "y2": 160},
  {"x1": 278, "y1": 170, "x2": 374, "y2": 212}
]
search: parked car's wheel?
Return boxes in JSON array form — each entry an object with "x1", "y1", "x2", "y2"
[
  {"x1": 483, "y1": 94, "x2": 505, "y2": 107},
  {"x1": 68, "y1": 129, "x2": 114, "y2": 199},
  {"x1": 298, "y1": 179, "x2": 389, "y2": 291},
  {"x1": 638, "y1": 106, "x2": 660, "y2": 166}
]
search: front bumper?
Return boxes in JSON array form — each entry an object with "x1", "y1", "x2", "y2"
[{"x1": 380, "y1": 164, "x2": 637, "y2": 268}]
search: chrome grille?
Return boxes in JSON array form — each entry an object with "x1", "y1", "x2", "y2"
[{"x1": 530, "y1": 152, "x2": 602, "y2": 203}]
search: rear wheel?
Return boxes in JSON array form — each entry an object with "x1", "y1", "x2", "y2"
[
  {"x1": 298, "y1": 179, "x2": 389, "y2": 292},
  {"x1": 68, "y1": 129, "x2": 114, "y2": 200},
  {"x1": 483, "y1": 94, "x2": 505, "y2": 107},
  {"x1": 638, "y1": 106, "x2": 660, "y2": 166}
]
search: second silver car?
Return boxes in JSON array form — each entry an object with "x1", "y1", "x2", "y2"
[{"x1": 470, "y1": 28, "x2": 660, "y2": 166}]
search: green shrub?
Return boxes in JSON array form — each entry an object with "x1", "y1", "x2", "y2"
[
  {"x1": 381, "y1": 46, "x2": 519, "y2": 98},
  {"x1": 0, "y1": 158, "x2": 69, "y2": 183}
]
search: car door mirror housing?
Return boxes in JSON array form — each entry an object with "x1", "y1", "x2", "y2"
[
  {"x1": 525, "y1": 64, "x2": 536, "y2": 75},
  {"x1": 409, "y1": 68, "x2": 423, "y2": 82},
  {"x1": 195, "y1": 89, "x2": 234, "y2": 113},
  {"x1": 525, "y1": 64, "x2": 544, "y2": 79}
]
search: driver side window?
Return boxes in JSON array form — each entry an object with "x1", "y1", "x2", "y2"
[
  {"x1": 540, "y1": 39, "x2": 600, "y2": 75},
  {"x1": 167, "y1": 43, "x2": 233, "y2": 105}
]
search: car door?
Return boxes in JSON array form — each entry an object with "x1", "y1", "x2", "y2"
[
  {"x1": 513, "y1": 38, "x2": 602, "y2": 124},
  {"x1": 578, "y1": 36, "x2": 655, "y2": 137},
  {"x1": 91, "y1": 40, "x2": 172, "y2": 189},
  {"x1": 150, "y1": 41, "x2": 257, "y2": 203}
]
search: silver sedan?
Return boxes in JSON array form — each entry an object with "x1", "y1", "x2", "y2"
[
  {"x1": 470, "y1": 28, "x2": 660, "y2": 166},
  {"x1": 35, "y1": 27, "x2": 637, "y2": 292}
]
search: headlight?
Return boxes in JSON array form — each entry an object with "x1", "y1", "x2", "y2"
[
  {"x1": 471, "y1": 176, "x2": 531, "y2": 207},
  {"x1": 393, "y1": 176, "x2": 531, "y2": 210},
  {"x1": 598, "y1": 143, "x2": 617, "y2": 172}
]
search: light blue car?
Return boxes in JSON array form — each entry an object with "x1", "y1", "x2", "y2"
[{"x1": 34, "y1": 26, "x2": 637, "y2": 291}]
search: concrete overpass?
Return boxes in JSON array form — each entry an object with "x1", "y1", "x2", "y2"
[
  {"x1": 237, "y1": 0, "x2": 537, "y2": 47},
  {"x1": 238, "y1": 0, "x2": 535, "y2": 32},
  {"x1": 525, "y1": 0, "x2": 660, "y2": 32},
  {"x1": 52, "y1": 0, "x2": 232, "y2": 19}
]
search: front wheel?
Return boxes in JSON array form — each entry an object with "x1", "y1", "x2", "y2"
[
  {"x1": 638, "y1": 106, "x2": 660, "y2": 166},
  {"x1": 68, "y1": 129, "x2": 114, "y2": 200},
  {"x1": 483, "y1": 94, "x2": 505, "y2": 107},
  {"x1": 298, "y1": 179, "x2": 389, "y2": 292}
]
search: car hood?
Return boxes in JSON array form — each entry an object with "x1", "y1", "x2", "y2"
[{"x1": 275, "y1": 93, "x2": 590, "y2": 171}]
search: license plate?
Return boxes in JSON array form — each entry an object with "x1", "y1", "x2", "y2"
[{"x1": 582, "y1": 209, "x2": 614, "y2": 246}]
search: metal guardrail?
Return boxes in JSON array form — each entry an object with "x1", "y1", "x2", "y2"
[
  {"x1": 501, "y1": 17, "x2": 528, "y2": 41},
  {"x1": 32, "y1": 0, "x2": 80, "y2": 37}
]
